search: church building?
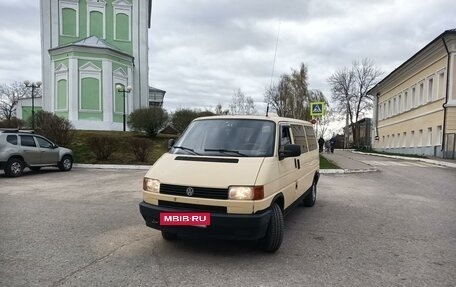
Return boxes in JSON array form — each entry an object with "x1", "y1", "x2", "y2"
[{"x1": 19, "y1": 0, "x2": 165, "y2": 130}]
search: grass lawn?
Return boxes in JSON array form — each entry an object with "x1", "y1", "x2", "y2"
[
  {"x1": 319, "y1": 154, "x2": 340, "y2": 169},
  {"x1": 70, "y1": 130, "x2": 170, "y2": 165},
  {"x1": 70, "y1": 130, "x2": 337, "y2": 170}
]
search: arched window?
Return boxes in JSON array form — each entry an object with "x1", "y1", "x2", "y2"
[
  {"x1": 62, "y1": 8, "x2": 77, "y2": 36},
  {"x1": 89, "y1": 11, "x2": 103, "y2": 38},
  {"x1": 56, "y1": 79, "x2": 68, "y2": 110},
  {"x1": 115, "y1": 13, "x2": 130, "y2": 40}
]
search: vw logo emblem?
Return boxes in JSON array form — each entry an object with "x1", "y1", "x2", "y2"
[{"x1": 186, "y1": 187, "x2": 194, "y2": 197}]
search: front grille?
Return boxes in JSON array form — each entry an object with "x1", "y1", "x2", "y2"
[
  {"x1": 158, "y1": 200, "x2": 227, "y2": 213},
  {"x1": 160, "y1": 184, "x2": 228, "y2": 200}
]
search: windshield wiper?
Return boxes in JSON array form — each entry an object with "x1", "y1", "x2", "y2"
[
  {"x1": 204, "y1": 148, "x2": 247, "y2": 157},
  {"x1": 173, "y1": 146, "x2": 200, "y2": 155}
]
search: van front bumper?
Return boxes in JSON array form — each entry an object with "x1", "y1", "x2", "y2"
[{"x1": 139, "y1": 201, "x2": 272, "y2": 240}]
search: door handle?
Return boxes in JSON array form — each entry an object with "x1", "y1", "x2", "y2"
[{"x1": 297, "y1": 159, "x2": 301, "y2": 169}]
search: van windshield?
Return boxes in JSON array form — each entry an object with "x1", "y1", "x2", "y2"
[{"x1": 171, "y1": 119, "x2": 275, "y2": 157}]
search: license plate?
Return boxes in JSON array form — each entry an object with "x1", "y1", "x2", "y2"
[{"x1": 159, "y1": 212, "x2": 211, "y2": 226}]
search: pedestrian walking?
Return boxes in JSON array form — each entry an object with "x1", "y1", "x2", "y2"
[{"x1": 318, "y1": 136, "x2": 325, "y2": 153}]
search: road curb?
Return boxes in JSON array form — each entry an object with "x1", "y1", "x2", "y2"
[
  {"x1": 73, "y1": 163, "x2": 151, "y2": 170},
  {"x1": 320, "y1": 168, "x2": 379, "y2": 174},
  {"x1": 351, "y1": 151, "x2": 456, "y2": 168}
]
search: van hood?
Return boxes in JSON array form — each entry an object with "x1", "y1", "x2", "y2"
[{"x1": 145, "y1": 153, "x2": 265, "y2": 188}]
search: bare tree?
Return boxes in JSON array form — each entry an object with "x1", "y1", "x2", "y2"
[
  {"x1": 229, "y1": 88, "x2": 257, "y2": 115},
  {"x1": 214, "y1": 103, "x2": 229, "y2": 115},
  {"x1": 0, "y1": 81, "x2": 35, "y2": 120},
  {"x1": 265, "y1": 63, "x2": 326, "y2": 121},
  {"x1": 328, "y1": 58, "x2": 382, "y2": 147}
]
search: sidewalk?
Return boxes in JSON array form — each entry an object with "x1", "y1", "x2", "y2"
[
  {"x1": 320, "y1": 150, "x2": 378, "y2": 174},
  {"x1": 320, "y1": 149, "x2": 456, "y2": 174}
]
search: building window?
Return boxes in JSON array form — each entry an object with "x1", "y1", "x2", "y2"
[
  {"x1": 382, "y1": 136, "x2": 385, "y2": 147},
  {"x1": 383, "y1": 103, "x2": 386, "y2": 118},
  {"x1": 79, "y1": 62, "x2": 102, "y2": 112},
  {"x1": 398, "y1": 95, "x2": 402, "y2": 113},
  {"x1": 427, "y1": 128, "x2": 432, "y2": 146},
  {"x1": 393, "y1": 98, "x2": 397, "y2": 115},
  {"x1": 411, "y1": 130, "x2": 415, "y2": 147},
  {"x1": 428, "y1": 78, "x2": 434, "y2": 102},
  {"x1": 436, "y1": 125, "x2": 442, "y2": 145},
  {"x1": 387, "y1": 135, "x2": 390, "y2": 148},
  {"x1": 419, "y1": 82, "x2": 424, "y2": 105},
  {"x1": 388, "y1": 100, "x2": 391, "y2": 116},
  {"x1": 404, "y1": 91, "x2": 408, "y2": 111},
  {"x1": 412, "y1": 87, "x2": 416, "y2": 108},
  {"x1": 87, "y1": 0, "x2": 106, "y2": 38},
  {"x1": 403, "y1": 132, "x2": 406, "y2": 147},
  {"x1": 60, "y1": 1, "x2": 79, "y2": 37},
  {"x1": 438, "y1": 71, "x2": 445, "y2": 99},
  {"x1": 113, "y1": 0, "x2": 132, "y2": 41},
  {"x1": 418, "y1": 129, "x2": 423, "y2": 147}
]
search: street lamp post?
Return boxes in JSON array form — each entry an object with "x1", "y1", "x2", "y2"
[
  {"x1": 116, "y1": 84, "x2": 132, "y2": 131},
  {"x1": 24, "y1": 80, "x2": 42, "y2": 130}
]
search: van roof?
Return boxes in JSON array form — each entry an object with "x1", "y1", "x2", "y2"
[{"x1": 195, "y1": 114, "x2": 312, "y2": 125}]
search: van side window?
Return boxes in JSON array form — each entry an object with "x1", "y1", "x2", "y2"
[
  {"x1": 304, "y1": 126, "x2": 318, "y2": 151},
  {"x1": 291, "y1": 125, "x2": 308, "y2": 153},
  {"x1": 280, "y1": 126, "x2": 291, "y2": 147}
]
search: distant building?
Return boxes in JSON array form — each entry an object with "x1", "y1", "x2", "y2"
[
  {"x1": 149, "y1": 87, "x2": 166, "y2": 107},
  {"x1": 18, "y1": 0, "x2": 165, "y2": 131},
  {"x1": 348, "y1": 118, "x2": 372, "y2": 149},
  {"x1": 369, "y1": 29, "x2": 456, "y2": 158}
]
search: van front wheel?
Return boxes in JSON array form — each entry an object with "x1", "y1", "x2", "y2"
[
  {"x1": 161, "y1": 231, "x2": 178, "y2": 241},
  {"x1": 259, "y1": 203, "x2": 284, "y2": 252}
]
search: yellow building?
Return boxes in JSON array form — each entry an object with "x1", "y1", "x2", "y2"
[{"x1": 369, "y1": 29, "x2": 456, "y2": 159}]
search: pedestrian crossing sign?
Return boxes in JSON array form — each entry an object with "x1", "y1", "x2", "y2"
[{"x1": 310, "y1": 102, "x2": 325, "y2": 116}]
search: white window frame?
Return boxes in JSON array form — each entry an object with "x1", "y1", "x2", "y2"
[
  {"x1": 87, "y1": 0, "x2": 106, "y2": 38},
  {"x1": 54, "y1": 63, "x2": 69, "y2": 112},
  {"x1": 79, "y1": 62, "x2": 102, "y2": 112},
  {"x1": 113, "y1": 0, "x2": 132, "y2": 41},
  {"x1": 59, "y1": 0, "x2": 79, "y2": 37},
  {"x1": 427, "y1": 76, "x2": 434, "y2": 103}
]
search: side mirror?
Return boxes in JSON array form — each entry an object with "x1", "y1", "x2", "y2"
[
  {"x1": 52, "y1": 144, "x2": 59, "y2": 149},
  {"x1": 167, "y1": 139, "x2": 175, "y2": 151},
  {"x1": 279, "y1": 144, "x2": 301, "y2": 160}
]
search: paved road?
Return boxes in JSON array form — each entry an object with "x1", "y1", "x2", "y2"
[{"x1": 0, "y1": 159, "x2": 455, "y2": 287}]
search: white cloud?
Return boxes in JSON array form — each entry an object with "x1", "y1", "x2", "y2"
[{"x1": 1, "y1": 0, "x2": 455, "y2": 115}]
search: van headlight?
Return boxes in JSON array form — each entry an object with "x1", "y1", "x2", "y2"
[
  {"x1": 143, "y1": 178, "x2": 160, "y2": 193},
  {"x1": 228, "y1": 186, "x2": 264, "y2": 200}
]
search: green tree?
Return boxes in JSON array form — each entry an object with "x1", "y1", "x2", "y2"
[{"x1": 128, "y1": 107, "x2": 169, "y2": 137}]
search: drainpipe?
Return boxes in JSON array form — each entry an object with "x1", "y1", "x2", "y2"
[
  {"x1": 375, "y1": 92, "x2": 380, "y2": 142},
  {"x1": 442, "y1": 37, "x2": 450, "y2": 156}
]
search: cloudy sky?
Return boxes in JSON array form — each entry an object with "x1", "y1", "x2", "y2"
[{"x1": 1, "y1": 0, "x2": 455, "y2": 116}]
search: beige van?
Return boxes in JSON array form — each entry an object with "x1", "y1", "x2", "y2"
[{"x1": 139, "y1": 114, "x2": 319, "y2": 252}]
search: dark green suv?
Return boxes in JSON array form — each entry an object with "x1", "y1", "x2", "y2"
[{"x1": 0, "y1": 130, "x2": 73, "y2": 177}]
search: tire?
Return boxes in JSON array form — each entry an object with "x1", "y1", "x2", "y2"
[
  {"x1": 30, "y1": 167, "x2": 42, "y2": 171},
  {"x1": 303, "y1": 181, "x2": 317, "y2": 207},
  {"x1": 58, "y1": 155, "x2": 73, "y2": 171},
  {"x1": 5, "y1": 157, "x2": 24, "y2": 177},
  {"x1": 161, "y1": 231, "x2": 178, "y2": 241},
  {"x1": 259, "y1": 203, "x2": 284, "y2": 252}
]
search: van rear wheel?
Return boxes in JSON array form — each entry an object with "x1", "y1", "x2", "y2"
[
  {"x1": 259, "y1": 203, "x2": 284, "y2": 252},
  {"x1": 303, "y1": 181, "x2": 317, "y2": 207}
]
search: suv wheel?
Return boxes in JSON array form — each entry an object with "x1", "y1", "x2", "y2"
[
  {"x1": 58, "y1": 155, "x2": 73, "y2": 171},
  {"x1": 5, "y1": 158, "x2": 24, "y2": 177},
  {"x1": 259, "y1": 203, "x2": 284, "y2": 252}
]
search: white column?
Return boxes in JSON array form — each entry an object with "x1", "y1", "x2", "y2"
[
  {"x1": 102, "y1": 60, "x2": 113, "y2": 123},
  {"x1": 68, "y1": 58, "x2": 78, "y2": 121},
  {"x1": 128, "y1": 67, "x2": 134, "y2": 113}
]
